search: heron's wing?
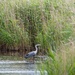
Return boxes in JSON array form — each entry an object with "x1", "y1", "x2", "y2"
[
  {"x1": 28, "y1": 51, "x2": 35, "y2": 55},
  {"x1": 25, "y1": 51, "x2": 35, "y2": 58}
]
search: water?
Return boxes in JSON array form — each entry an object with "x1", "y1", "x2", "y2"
[{"x1": 0, "y1": 61, "x2": 47, "y2": 75}]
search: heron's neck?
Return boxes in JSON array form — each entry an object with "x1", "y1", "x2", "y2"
[{"x1": 35, "y1": 46, "x2": 38, "y2": 53}]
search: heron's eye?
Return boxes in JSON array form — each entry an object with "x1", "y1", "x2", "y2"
[
  {"x1": 37, "y1": 46, "x2": 40, "y2": 49},
  {"x1": 37, "y1": 46, "x2": 39, "y2": 47}
]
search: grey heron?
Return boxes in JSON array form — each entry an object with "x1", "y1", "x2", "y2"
[{"x1": 24, "y1": 44, "x2": 41, "y2": 62}]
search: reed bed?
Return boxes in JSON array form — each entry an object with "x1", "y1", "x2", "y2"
[
  {"x1": 0, "y1": 0, "x2": 74, "y2": 51},
  {"x1": 41, "y1": 40, "x2": 75, "y2": 75}
]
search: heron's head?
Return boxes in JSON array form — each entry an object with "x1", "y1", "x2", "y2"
[{"x1": 35, "y1": 44, "x2": 41, "y2": 48}]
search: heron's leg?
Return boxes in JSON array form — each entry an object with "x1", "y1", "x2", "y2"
[{"x1": 33, "y1": 56, "x2": 34, "y2": 63}]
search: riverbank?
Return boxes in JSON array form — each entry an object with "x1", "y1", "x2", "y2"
[{"x1": 0, "y1": 55, "x2": 23, "y2": 60}]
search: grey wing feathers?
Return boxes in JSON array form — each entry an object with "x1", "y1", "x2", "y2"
[{"x1": 25, "y1": 51, "x2": 35, "y2": 58}]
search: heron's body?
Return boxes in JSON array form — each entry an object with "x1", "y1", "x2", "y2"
[
  {"x1": 24, "y1": 44, "x2": 40, "y2": 60},
  {"x1": 25, "y1": 51, "x2": 36, "y2": 58}
]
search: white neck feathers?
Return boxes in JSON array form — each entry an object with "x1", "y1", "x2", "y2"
[
  {"x1": 35, "y1": 45, "x2": 38, "y2": 54},
  {"x1": 34, "y1": 44, "x2": 40, "y2": 54}
]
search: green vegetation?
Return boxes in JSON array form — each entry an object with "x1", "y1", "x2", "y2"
[
  {"x1": 0, "y1": 0, "x2": 74, "y2": 51},
  {"x1": 41, "y1": 43, "x2": 75, "y2": 75},
  {"x1": 0, "y1": 0, "x2": 75, "y2": 74}
]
